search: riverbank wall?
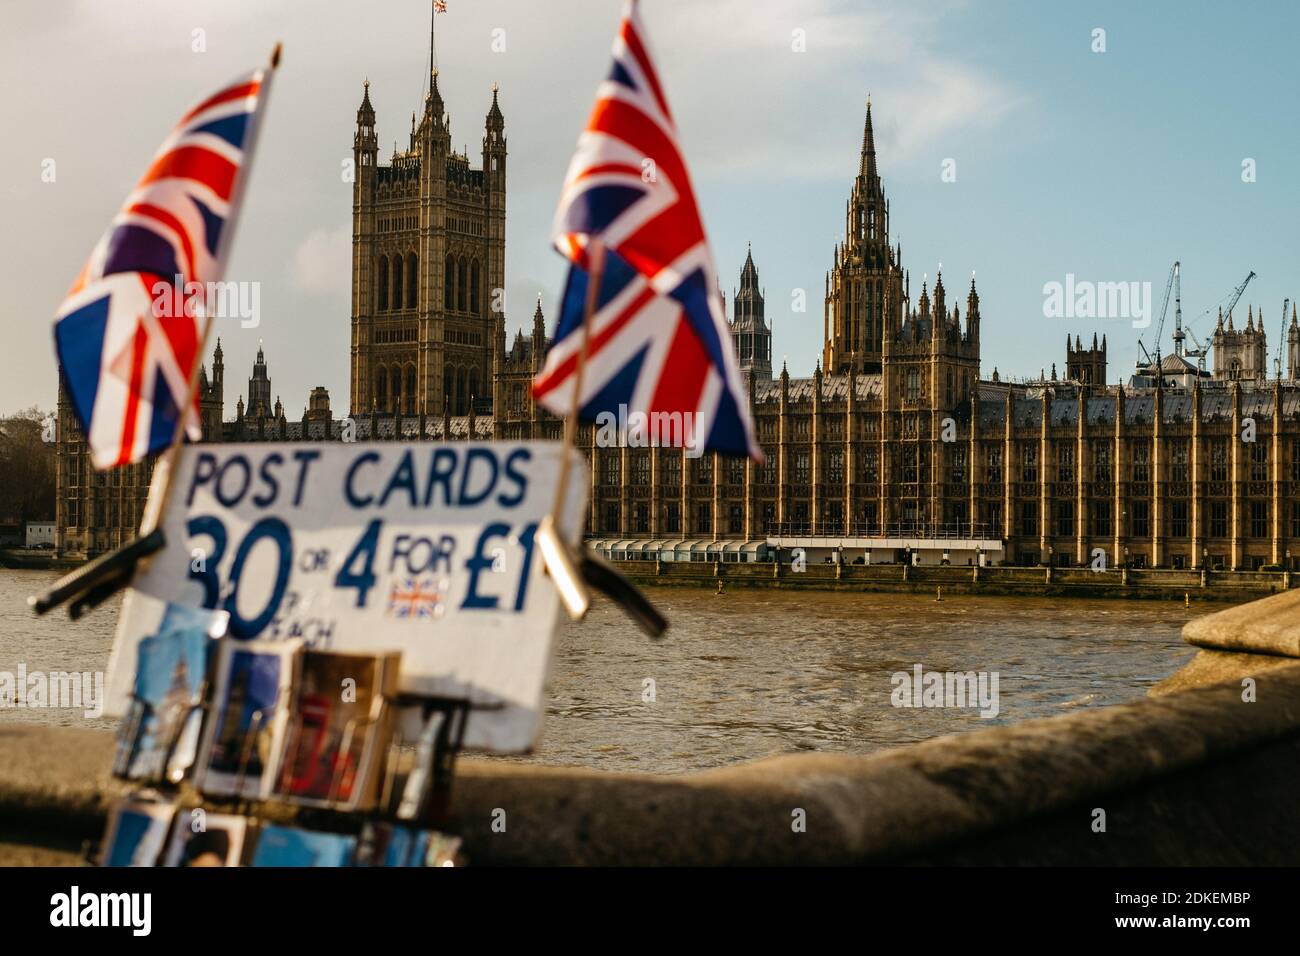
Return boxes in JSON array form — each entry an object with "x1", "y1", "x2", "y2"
[
  {"x1": 614, "y1": 559, "x2": 1294, "y2": 603},
  {"x1": 3, "y1": 589, "x2": 1300, "y2": 865}
]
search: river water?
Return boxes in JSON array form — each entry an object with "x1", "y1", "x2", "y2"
[{"x1": 0, "y1": 569, "x2": 1200, "y2": 774}]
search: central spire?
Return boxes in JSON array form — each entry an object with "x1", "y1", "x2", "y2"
[{"x1": 860, "y1": 98, "x2": 877, "y2": 180}]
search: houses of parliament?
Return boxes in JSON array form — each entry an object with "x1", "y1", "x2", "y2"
[{"x1": 55, "y1": 55, "x2": 1300, "y2": 573}]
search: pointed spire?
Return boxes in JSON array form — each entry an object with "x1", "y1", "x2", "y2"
[
  {"x1": 859, "y1": 97, "x2": 877, "y2": 180},
  {"x1": 359, "y1": 78, "x2": 374, "y2": 118},
  {"x1": 428, "y1": 67, "x2": 444, "y2": 118},
  {"x1": 486, "y1": 82, "x2": 504, "y2": 132}
]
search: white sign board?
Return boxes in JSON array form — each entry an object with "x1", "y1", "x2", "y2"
[{"x1": 106, "y1": 441, "x2": 587, "y2": 752}]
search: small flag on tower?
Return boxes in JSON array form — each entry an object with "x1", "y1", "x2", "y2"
[
  {"x1": 532, "y1": 0, "x2": 761, "y2": 461},
  {"x1": 434, "y1": 1, "x2": 448, "y2": 13},
  {"x1": 52, "y1": 64, "x2": 275, "y2": 470}
]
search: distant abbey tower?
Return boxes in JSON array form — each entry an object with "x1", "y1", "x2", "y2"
[
  {"x1": 1212, "y1": 305, "x2": 1268, "y2": 381},
  {"x1": 350, "y1": 48, "x2": 507, "y2": 418}
]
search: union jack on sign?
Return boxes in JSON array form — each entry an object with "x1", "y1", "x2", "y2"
[
  {"x1": 532, "y1": 0, "x2": 761, "y2": 461},
  {"x1": 52, "y1": 67, "x2": 274, "y2": 469},
  {"x1": 387, "y1": 577, "x2": 447, "y2": 620}
]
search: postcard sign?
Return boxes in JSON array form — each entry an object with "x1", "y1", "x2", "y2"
[{"x1": 105, "y1": 441, "x2": 588, "y2": 752}]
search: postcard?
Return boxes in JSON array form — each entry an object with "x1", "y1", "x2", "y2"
[
  {"x1": 162, "y1": 810, "x2": 248, "y2": 867},
  {"x1": 249, "y1": 824, "x2": 356, "y2": 867},
  {"x1": 273, "y1": 649, "x2": 400, "y2": 810},
  {"x1": 114, "y1": 603, "x2": 228, "y2": 784},
  {"x1": 355, "y1": 822, "x2": 427, "y2": 867},
  {"x1": 195, "y1": 639, "x2": 301, "y2": 799},
  {"x1": 100, "y1": 798, "x2": 176, "y2": 867}
]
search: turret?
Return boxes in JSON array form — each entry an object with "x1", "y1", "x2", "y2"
[{"x1": 966, "y1": 274, "x2": 980, "y2": 342}]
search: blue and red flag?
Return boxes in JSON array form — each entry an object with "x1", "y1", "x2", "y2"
[
  {"x1": 532, "y1": 0, "x2": 761, "y2": 461},
  {"x1": 53, "y1": 66, "x2": 274, "y2": 469}
]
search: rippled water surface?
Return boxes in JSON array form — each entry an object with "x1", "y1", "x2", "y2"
[{"x1": 0, "y1": 570, "x2": 1200, "y2": 773}]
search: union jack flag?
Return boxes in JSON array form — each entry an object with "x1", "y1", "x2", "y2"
[
  {"x1": 52, "y1": 67, "x2": 274, "y2": 469},
  {"x1": 532, "y1": 0, "x2": 761, "y2": 460},
  {"x1": 434, "y1": 1, "x2": 448, "y2": 13},
  {"x1": 387, "y1": 577, "x2": 446, "y2": 619}
]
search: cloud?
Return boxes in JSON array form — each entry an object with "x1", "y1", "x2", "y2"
[
  {"x1": 291, "y1": 225, "x2": 351, "y2": 300},
  {"x1": 641, "y1": 0, "x2": 1025, "y2": 180}
]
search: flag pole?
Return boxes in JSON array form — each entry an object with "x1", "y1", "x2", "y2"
[
  {"x1": 30, "y1": 43, "x2": 283, "y2": 618},
  {"x1": 537, "y1": 239, "x2": 604, "y2": 620}
]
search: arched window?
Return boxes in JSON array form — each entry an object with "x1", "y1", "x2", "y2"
[
  {"x1": 407, "y1": 253, "x2": 418, "y2": 309},
  {"x1": 405, "y1": 365, "x2": 417, "y2": 415},
  {"x1": 377, "y1": 256, "x2": 389, "y2": 311},
  {"x1": 457, "y1": 258, "x2": 468, "y2": 312},
  {"x1": 470, "y1": 260, "x2": 481, "y2": 315},
  {"x1": 468, "y1": 369, "x2": 479, "y2": 407},
  {"x1": 392, "y1": 256, "x2": 404, "y2": 310},
  {"x1": 390, "y1": 366, "x2": 402, "y2": 412},
  {"x1": 456, "y1": 368, "x2": 467, "y2": 415},
  {"x1": 375, "y1": 365, "x2": 388, "y2": 410},
  {"x1": 443, "y1": 368, "x2": 454, "y2": 413},
  {"x1": 444, "y1": 255, "x2": 455, "y2": 311}
]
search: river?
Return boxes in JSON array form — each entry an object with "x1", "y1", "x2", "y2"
[{"x1": 0, "y1": 569, "x2": 1199, "y2": 774}]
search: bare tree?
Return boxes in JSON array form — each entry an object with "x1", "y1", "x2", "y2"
[{"x1": 0, "y1": 406, "x2": 57, "y2": 529}]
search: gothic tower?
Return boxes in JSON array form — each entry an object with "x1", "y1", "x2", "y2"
[
  {"x1": 198, "y1": 337, "x2": 224, "y2": 437},
  {"x1": 350, "y1": 17, "x2": 507, "y2": 419},
  {"x1": 823, "y1": 100, "x2": 905, "y2": 374},
  {"x1": 247, "y1": 344, "x2": 272, "y2": 419},
  {"x1": 1287, "y1": 303, "x2": 1299, "y2": 380},
  {"x1": 1212, "y1": 305, "x2": 1268, "y2": 381},
  {"x1": 1066, "y1": 333, "x2": 1107, "y2": 385},
  {"x1": 730, "y1": 245, "x2": 772, "y2": 381}
]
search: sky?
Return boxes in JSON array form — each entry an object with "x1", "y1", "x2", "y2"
[{"x1": 2, "y1": 0, "x2": 1298, "y2": 418}]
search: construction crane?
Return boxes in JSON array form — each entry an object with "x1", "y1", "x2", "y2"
[
  {"x1": 1185, "y1": 270, "x2": 1256, "y2": 374},
  {"x1": 1137, "y1": 261, "x2": 1178, "y2": 370},
  {"x1": 1276, "y1": 297, "x2": 1290, "y2": 380}
]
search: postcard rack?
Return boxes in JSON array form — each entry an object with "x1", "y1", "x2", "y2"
[{"x1": 102, "y1": 657, "x2": 478, "y2": 866}]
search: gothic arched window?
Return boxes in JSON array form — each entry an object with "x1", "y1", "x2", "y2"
[
  {"x1": 377, "y1": 256, "x2": 389, "y2": 311},
  {"x1": 468, "y1": 369, "x2": 479, "y2": 406},
  {"x1": 392, "y1": 256, "x2": 404, "y2": 310},
  {"x1": 406, "y1": 365, "x2": 417, "y2": 415},
  {"x1": 375, "y1": 364, "x2": 388, "y2": 410},
  {"x1": 444, "y1": 255, "x2": 455, "y2": 311},
  {"x1": 470, "y1": 260, "x2": 481, "y2": 315},
  {"x1": 457, "y1": 258, "x2": 468, "y2": 312},
  {"x1": 407, "y1": 253, "x2": 418, "y2": 309}
]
